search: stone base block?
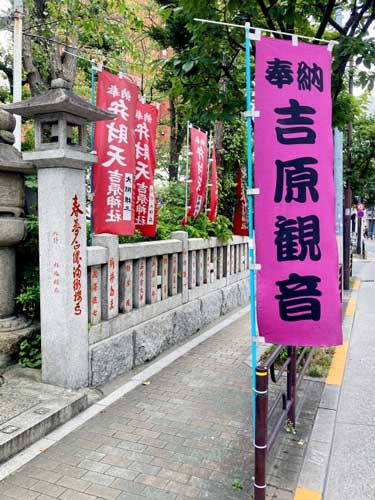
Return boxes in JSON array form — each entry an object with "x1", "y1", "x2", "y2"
[
  {"x1": 90, "y1": 278, "x2": 249, "y2": 386},
  {"x1": 0, "y1": 319, "x2": 40, "y2": 368},
  {"x1": 221, "y1": 283, "x2": 239, "y2": 315},
  {"x1": 90, "y1": 331, "x2": 134, "y2": 386},
  {"x1": 238, "y1": 279, "x2": 250, "y2": 306},
  {"x1": 172, "y1": 300, "x2": 202, "y2": 343},
  {"x1": 134, "y1": 312, "x2": 174, "y2": 367},
  {"x1": 0, "y1": 379, "x2": 87, "y2": 463},
  {"x1": 200, "y1": 290, "x2": 222, "y2": 328}
]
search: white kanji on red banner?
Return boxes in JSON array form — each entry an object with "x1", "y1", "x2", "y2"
[
  {"x1": 183, "y1": 127, "x2": 208, "y2": 223},
  {"x1": 92, "y1": 70, "x2": 139, "y2": 235},
  {"x1": 134, "y1": 101, "x2": 158, "y2": 237}
]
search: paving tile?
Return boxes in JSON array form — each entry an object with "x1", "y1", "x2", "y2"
[
  {"x1": 158, "y1": 468, "x2": 190, "y2": 485},
  {"x1": 81, "y1": 470, "x2": 115, "y2": 487},
  {"x1": 55, "y1": 463, "x2": 89, "y2": 479},
  {"x1": 24, "y1": 467, "x2": 63, "y2": 484},
  {"x1": 128, "y1": 461, "x2": 161, "y2": 476},
  {"x1": 151, "y1": 458, "x2": 181, "y2": 473},
  {"x1": 85, "y1": 483, "x2": 122, "y2": 499},
  {"x1": 166, "y1": 480, "x2": 201, "y2": 498},
  {"x1": 100, "y1": 454, "x2": 132, "y2": 468},
  {"x1": 116, "y1": 493, "x2": 147, "y2": 500},
  {"x1": 30, "y1": 479, "x2": 66, "y2": 497},
  {"x1": 4, "y1": 475, "x2": 39, "y2": 489},
  {"x1": 59, "y1": 490, "x2": 97, "y2": 500},
  {"x1": 79, "y1": 459, "x2": 111, "y2": 473},
  {"x1": 34, "y1": 495, "x2": 59, "y2": 500},
  {"x1": 135, "y1": 473, "x2": 170, "y2": 489},
  {"x1": 105, "y1": 466, "x2": 140, "y2": 481},
  {"x1": 56, "y1": 475, "x2": 92, "y2": 493},
  {"x1": 141, "y1": 485, "x2": 177, "y2": 499},
  {"x1": 1, "y1": 486, "x2": 40, "y2": 500},
  {"x1": 110, "y1": 478, "x2": 146, "y2": 494}
]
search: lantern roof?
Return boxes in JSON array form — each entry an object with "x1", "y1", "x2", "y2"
[{"x1": 2, "y1": 79, "x2": 114, "y2": 122}]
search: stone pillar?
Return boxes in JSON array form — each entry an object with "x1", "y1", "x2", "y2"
[
  {"x1": 38, "y1": 166, "x2": 89, "y2": 388},
  {"x1": 92, "y1": 234, "x2": 119, "y2": 320},
  {"x1": 170, "y1": 231, "x2": 188, "y2": 303},
  {"x1": 3, "y1": 78, "x2": 114, "y2": 388},
  {"x1": 0, "y1": 110, "x2": 38, "y2": 367},
  {"x1": 161, "y1": 255, "x2": 168, "y2": 300}
]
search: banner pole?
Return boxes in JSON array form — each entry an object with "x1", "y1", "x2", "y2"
[
  {"x1": 89, "y1": 61, "x2": 96, "y2": 242},
  {"x1": 184, "y1": 121, "x2": 190, "y2": 222},
  {"x1": 205, "y1": 132, "x2": 212, "y2": 215},
  {"x1": 245, "y1": 23, "x2": 258, "y2": 437}
]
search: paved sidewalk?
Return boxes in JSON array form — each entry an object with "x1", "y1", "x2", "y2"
[
  {"x1": 0, "y1": 308, "x2": 324, "y2": 500},
  {"x1": 323, "y1": 241, "x2": 375, "y2": 500}
]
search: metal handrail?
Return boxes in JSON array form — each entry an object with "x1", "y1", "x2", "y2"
[{"x1": 253, "y1": 345, "x2": 316, "y2": 500}]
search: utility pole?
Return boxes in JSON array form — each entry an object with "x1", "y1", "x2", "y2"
[
  {"x1": 343, "y1": 61, "x2": 353, "y2": 289},
  {"x1": 13, "y1": 0, "x2": 23, "y2": 151}
]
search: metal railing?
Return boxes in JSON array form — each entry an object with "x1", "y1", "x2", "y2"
[{"x1": 254, "y1": 345, "x2": 316, "y2": 500}]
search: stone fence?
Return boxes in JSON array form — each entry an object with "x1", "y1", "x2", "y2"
[
  {"x1": 87, "y1": 232, "x2": 250, "y2": 385},
  {"x1": 2, "y1": 86, "x2": 250, "y2": 390}
]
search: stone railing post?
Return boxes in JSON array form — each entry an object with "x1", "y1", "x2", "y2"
[
  {"x1": 170, "y1": 231, "x2": 189, "y2": 303},
  {"x1": 3, "y1": 79, "x2": 114, "y2": 389},
  {"x1": 0, "y1": 110, "x2": 38, "y2": 366},
  {"x1": 92, "y1": 234, "x2": 119, "y2": 320}
]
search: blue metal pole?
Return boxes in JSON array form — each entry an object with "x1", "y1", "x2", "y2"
[
  {"x1": 90, "y1": 62, "x2": 95, "y2": 242},
  {"x1": 245, "y1": 23, "x2": 257, "y2": 436}
]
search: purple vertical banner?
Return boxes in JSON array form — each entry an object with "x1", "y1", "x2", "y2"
[{"x1": 254, "y1": 37, "x2": 342, "y2": 346}]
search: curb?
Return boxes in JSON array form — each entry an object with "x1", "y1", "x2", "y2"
[{"x1": 294, "y1": 279, "x2": 359, "y2": 500}]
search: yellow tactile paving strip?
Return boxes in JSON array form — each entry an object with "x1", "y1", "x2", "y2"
[
  {"x1": 352, "y1": 279, "x2": 360, "y2": 289},
  {"x1": 294, "y1": 487, "x2": 322, "y2": 499},
  {"x1": 294, "y1": 279, "x2": 359, "y2": 499},
  {"x1": 325, "y1": 340, "x2": 349, "y2": 386},
  {"x1": 345, "y1": 297, "x2": 357, "y2": 316}
]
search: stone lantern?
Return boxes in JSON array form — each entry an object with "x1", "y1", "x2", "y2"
[
  {"x1": 3, "y1": 78, "x2": 114, "y2": 389},
  {"x1": 0, "y1": 109, "x2": 38, "y2": 366}
]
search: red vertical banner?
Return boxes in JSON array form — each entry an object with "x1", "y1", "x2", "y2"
[
  {"x1": 92, "y1": 70, "x2": 139, "y2": 235},
  {"x1": 208, "y1": 146, "x2": 218, "y2": 222},
  {"x1": 134, "y1": 101, "x2": 159, "y2": 237},
  {"x1": 233, "y1": 162, "x2": 249, "y2": 235},
  {"x1": 186, "y1": 126, "x2": 208, "y2": 220}
]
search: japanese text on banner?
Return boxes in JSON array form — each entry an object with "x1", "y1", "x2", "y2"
[
  {"x1": 184, "y1": 126, "x2": 208, "y2": 222},
  {"x1": 254, "y1": 37, "x2": 342, "y2": 347},
  {"x1": 208, "y1": 146, "x2": 218, "y2": 223},
  {"x1": 93, "y1": 70, "x2": 139, "y2": 235},
  {"x1": 134, "y1": 101, "x2": 159, "y2": 237},
  {"x1": 233, "y1": 161, "x2": 249, "y2": 236}
]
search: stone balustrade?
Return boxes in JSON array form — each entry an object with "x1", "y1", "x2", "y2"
[{"x1": 87, "y1": 232, "x2": 250, "y2": 385}]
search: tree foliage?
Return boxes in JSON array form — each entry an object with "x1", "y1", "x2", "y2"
[
  {"x1": 349, "y1": 112, "x2": 375, "y2": 205},
  {"x1": 4, "y1": 0, "x2": 149, "y2": 97},
  {"x1": 148, "y1": 0, "x2": 375, "y2": 210},
  {"x1": 150, "y1": 0, "x2": 375, "y2": 129}
]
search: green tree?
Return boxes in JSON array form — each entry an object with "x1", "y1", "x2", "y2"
[
  {"x1": 148, "y1": 0, "x2": 375, "y2": 186},
  {"x1": 349, "y1": 112, "x2": 375, "y2": 205},
  {"x1": 17, "y1": 0, "x2": 145, "y2": 97}
]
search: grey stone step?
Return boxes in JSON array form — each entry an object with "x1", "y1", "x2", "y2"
[{"x1": 0, "y1": 376, "x2": 88, "y2": 463}]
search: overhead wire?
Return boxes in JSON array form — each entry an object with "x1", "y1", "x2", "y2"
[{"x1": 20, "y1": 30, "x2": 147, "y2": 70}]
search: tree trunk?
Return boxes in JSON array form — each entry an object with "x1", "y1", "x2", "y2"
[
  {"x1": 49, "y1": 34, "x2": 78, "y2": 85},
  {"x1": 169, "y1": 96, "x2": 184, "y2": 181},
  {"x1": 214, "y1": 120, "x2": 225, "y2": 169},
  {"x1": 23, "y1": 21, "x2": 46, "y2": 96}
]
